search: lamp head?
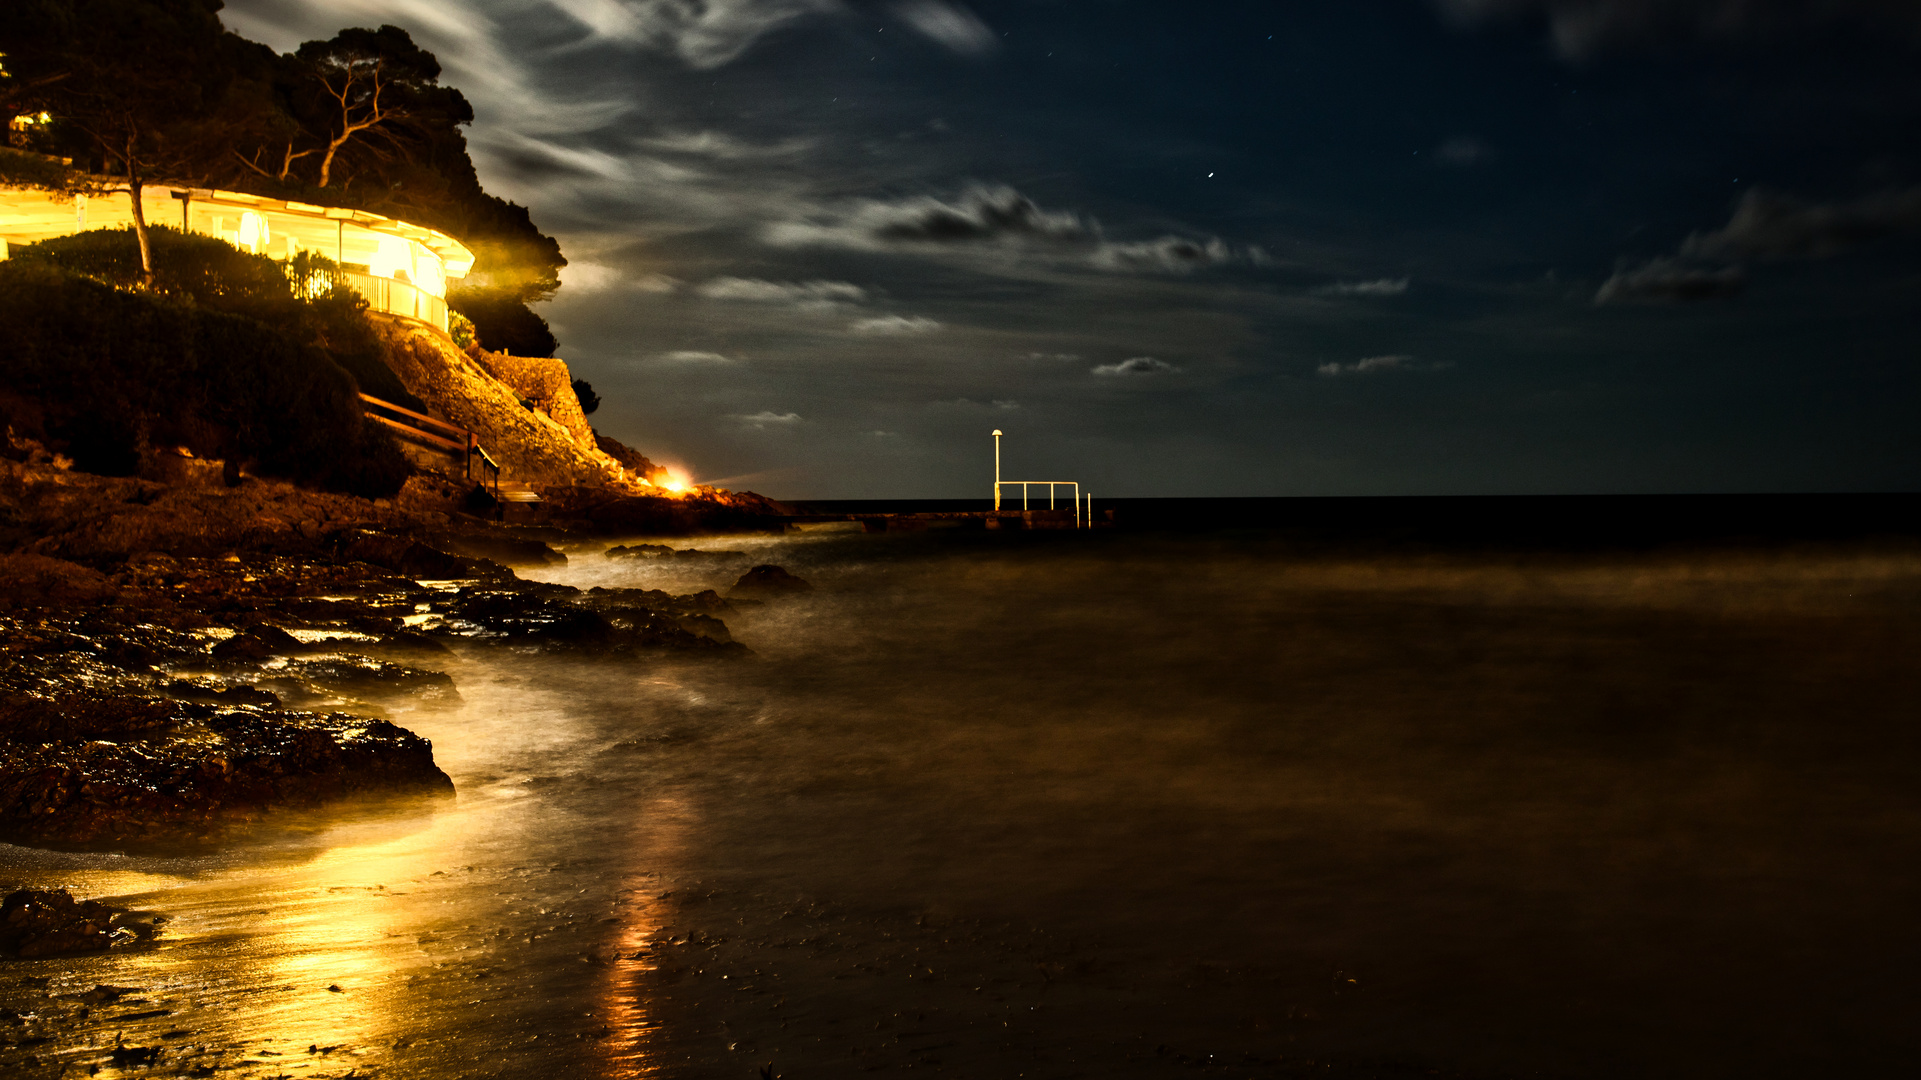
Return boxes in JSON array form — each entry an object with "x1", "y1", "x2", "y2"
[{"x1": 992, "y1": 429, "x2": 1002, "y2": 436}]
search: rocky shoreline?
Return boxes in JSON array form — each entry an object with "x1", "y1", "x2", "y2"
[{"x1": 0, "y1": 454, "x2": 793, "y2": 871}]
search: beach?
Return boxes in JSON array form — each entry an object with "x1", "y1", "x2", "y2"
[{"x1": 3, "y1": 523, "x2": 1917, "y2": 1078}]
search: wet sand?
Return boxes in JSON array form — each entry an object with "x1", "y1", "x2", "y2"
[{"x1": 3, "y1": 530, "x2": 1918, "y2": 1078}]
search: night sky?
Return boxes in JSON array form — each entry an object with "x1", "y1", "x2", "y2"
[{"x1": 222, "y1": 0, "x2": 1921, "y2": 498}]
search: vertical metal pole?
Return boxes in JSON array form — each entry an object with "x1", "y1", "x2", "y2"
[
  {"x1": 336, "y1": 219, "x2": 344, "y2": 265},
  {"x1": 1049, "y1": 483, "x2": 1056, "y2": 510},
  {"x1": 992, "y1": 429, "x2": 1002, "y2": 512},
  {"x1": 1023, "y1": 483, "x2": 1029, "y2": 511}
]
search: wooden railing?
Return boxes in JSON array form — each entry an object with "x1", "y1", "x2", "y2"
[{"x1": 359, "y1": 393, "x2": 496, "y2": 489}]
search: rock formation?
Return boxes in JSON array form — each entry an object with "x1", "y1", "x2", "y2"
[{"x1": 368, "y1": 315, "x2": 657, "y2": 492}]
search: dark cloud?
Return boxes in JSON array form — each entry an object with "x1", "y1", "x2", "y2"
[
  {"x1": 1595, "y1": 256, "x2": 1747, "y2": 303},
  {"x1": 868, "y1": 185, "x2": 1092, "y2": 244},
  {"x1": 1436, "y1": 0, "x2": 1921, "y2": 57},
  {"x1": 1089, "y1": 236, "x2": 1232, "y2": 273},
  {"x1": 764, "y1": 185, "x2": 1250, "y2": 275},
  {"x1": 1682, "y1": 187, "x2": 1921, "y2": 261},
  {"x1": 1598, "y1": 186, "x2": 1921, "y2": 302}
]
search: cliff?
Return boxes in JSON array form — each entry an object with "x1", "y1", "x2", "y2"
[{"x1": 368, "y1": 315, "x2": 661, "y2": 491}]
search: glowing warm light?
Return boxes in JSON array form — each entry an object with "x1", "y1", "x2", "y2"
[
  {"x1": 237, "y1": 210, "x2": 268, "y2": 251},
  {"x1": 369, "y1": 235, "x2": 413, "y2": 280},
  {"x1": 661, "y1": 472, "x2": 688, "y2": 494},
  {"x1": 415, "y1": 254, "x2": 444, "y2": 297}
]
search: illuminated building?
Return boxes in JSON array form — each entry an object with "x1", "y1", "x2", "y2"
[{"x1": 0, "y1": 182, "x2": 475, "y2": 337}]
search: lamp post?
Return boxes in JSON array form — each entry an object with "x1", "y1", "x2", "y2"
[{"x1": 992, "y1": 429, "x2": 1002, "y2": 512}]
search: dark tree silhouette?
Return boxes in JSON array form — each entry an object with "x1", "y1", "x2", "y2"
[
  {"x1": 291, "y1": 25, "x2": 464, "y2": 189},
  {"x1": 572, "y1": 379, "x2": 601, "y2": 415},
  {"x1": 1, "y1": 0, "x2": 263, "y2": 284}
]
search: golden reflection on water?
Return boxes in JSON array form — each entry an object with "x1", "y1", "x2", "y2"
[{"x1": 595, "y1": 794, "x2": 694, "y2": 1078}]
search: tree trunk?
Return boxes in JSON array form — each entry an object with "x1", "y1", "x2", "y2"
[
  {"x1": 127, "y1": 168, "x2": 155, "y2": 289},
  {"x1": 316, "y1": 133, "x2": 348, "y2": 188}
]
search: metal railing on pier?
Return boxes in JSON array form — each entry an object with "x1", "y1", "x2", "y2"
[{"x1": 991, "y1": 429, "x2": 1091, "y2": 528}]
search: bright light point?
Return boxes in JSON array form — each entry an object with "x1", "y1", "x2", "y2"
[
  {"x1": 661, "y1": 469, "x2": 690, "y2": 494},
  {"x1": 1207, "y1": 172, "x2": 1215, "y2": 177}
]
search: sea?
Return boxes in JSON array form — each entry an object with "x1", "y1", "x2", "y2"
[{"x1": 3, "y1": 494, "x2": 1919, "y2": 1079}]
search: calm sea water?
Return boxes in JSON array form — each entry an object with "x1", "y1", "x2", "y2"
[{"x1": 4, "y1": 525, "x2": 1920, "y2": 1079}]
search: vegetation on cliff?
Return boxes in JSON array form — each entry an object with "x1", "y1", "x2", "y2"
[{"x1": 0, "y1": 227, "x2": 411, "y2": 496}]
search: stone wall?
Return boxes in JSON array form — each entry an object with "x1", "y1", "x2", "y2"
[{"x1": 470, "y1": 351, "x2": 597, "y2": 450}]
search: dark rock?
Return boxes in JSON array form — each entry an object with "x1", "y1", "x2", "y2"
[
  {"x1": 730, "y1": 565, "x2": 813, "y2": 599},
  {"x1": 109, "y1": 1044, "x2": 160, "y2": 1067},
  {"x1": 0, "y1": 888, "x2": 117, "y2": 957},
  {"x1": 339, "y1": 533, "x2": 499, "y2": 581},
  {"x1": 209, "y1": 625, "x2": 302, "y2": 662},
  {"x1": 164, "y1": 681, "x2": 281, "y2": 708},
  {"x1": 673, "y1": 548, "x2": 748, "y2": 562},
  {"x1": 0, "y1": 693, "x2": 455, "y2": 849},
  {"x1": 675, "y1": 614, "x2": 732, "y2": 644},
  {"x1": 676, "y1": 589, "x2": 734, "y2": 614},
  {"x1": 281, "y1": 656, "x2": 460, "y2": 705},
  {"x1": 605, "y1": 543, "x2": 672, "y2": 559},
  {"x1": 369, "y1": 630, "x2": 455, "y2": 658},
  {"x1": 439, "y1": 533, "x2": 568, "y2": 568}
]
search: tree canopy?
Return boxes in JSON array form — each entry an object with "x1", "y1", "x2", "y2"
[{"x1": 1, "y1": 2, "x2": 566, "y2": 354}]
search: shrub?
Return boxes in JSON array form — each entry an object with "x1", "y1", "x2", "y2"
[
  {"x1": 8, "y1": 225, "x2": 299, "y2": 324},
  {"x1": 0, "y1": 261, "x2": 410, "y2": 497},
  {"x1": 449, "y1": 310, "x2": 477, "y2": 350}
]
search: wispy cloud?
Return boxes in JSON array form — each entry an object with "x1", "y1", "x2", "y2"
[
  {"x1": 731, "y1": 410, "x2": 805, "y2": 427},
  {"x1": 1092, "y1": 356, "x2": 1183, "y2": 377},
  {"x1": 1595, "y1": 257, "x2": 1746, "y2": 303},
  {"x1": 767, "y1": 185, "x2": 1090, "y2": 251},
  {"x1": 559, "y1": 260, "x2": 622, "y2": 292},
  {"x1": 1315, "y1": 277, "x2": 1410, "y2": 297},
  {"x1": 695, "y1": 276, "x2": 869, "y2": 308},
  {"x1": 765, "y1": 185, "x2": 1258, "y2": 276},
  {"x1": 894, "y1": 1, "x2": 999, "y2": 55},
  {"x1": 657, "y1": 350, "x2": 737, "y2": 363},
  {"x1": 1318, "y1": 354, "x2": 1418, "y2": 376},
  {"x1": 850, "y1": 315, "x2": 941, "y2": 335},
  {"x1": 545, "y1": 0, "x2": 843, "y2": 68},
  {"x1": 640, "y1": 129, "x2": 816, "y2": 159},
  {"x1": 1089, "y1": 236, "x2": 1232, "y2": 274}
]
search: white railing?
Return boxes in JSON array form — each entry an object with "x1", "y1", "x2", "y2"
[
  {"x1": 341, "y1": 271, "x2": 449, "y2": 334},
  {"x1": 990, "y1": 430, "x2": 1091, "y2": 528},
  {"x1": 994, "y1": 481, "x2": 1088, "y2": 528}
]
